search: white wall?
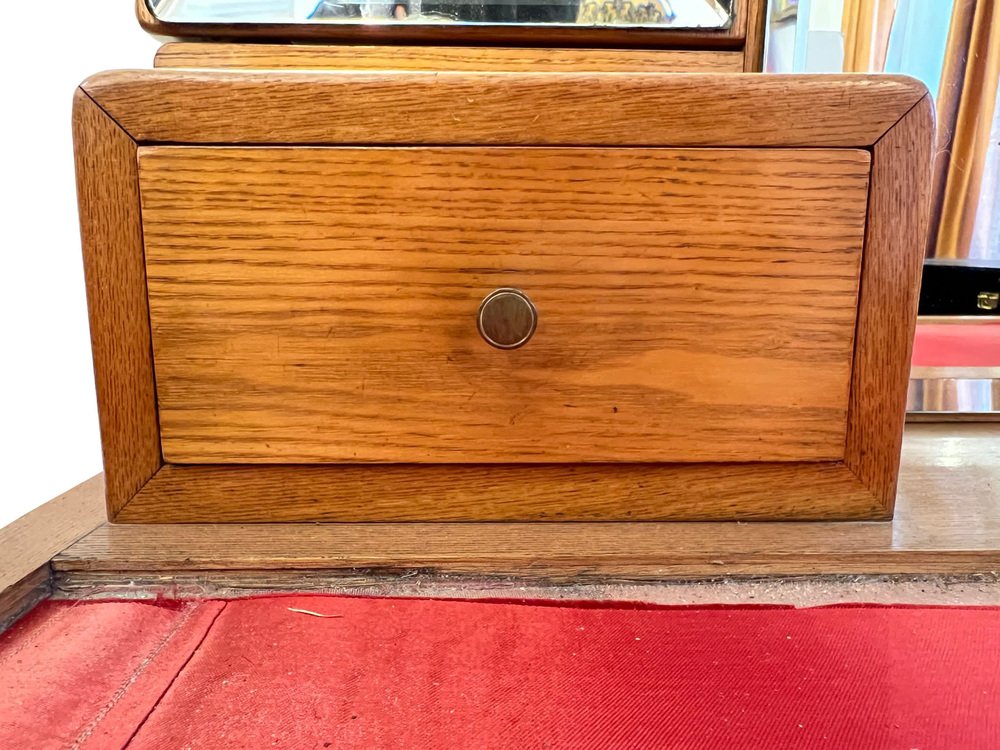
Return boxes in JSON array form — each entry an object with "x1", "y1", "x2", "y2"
[{"x1": 0, "y1": 7, "x2": 159, "y2": 528}]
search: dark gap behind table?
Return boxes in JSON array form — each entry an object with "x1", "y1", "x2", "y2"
[{"x1": 919, "y1": 258, "x2": 1000, "y2": 316}]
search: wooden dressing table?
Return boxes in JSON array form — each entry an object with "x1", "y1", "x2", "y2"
[
  {"x1": 3, "y1": 0, "x2": 999, "y2": 629},
  {"x1": 2, "y1": 7, "x2": 998, "y2": 749}
]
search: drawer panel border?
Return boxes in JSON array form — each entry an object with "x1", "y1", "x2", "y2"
[
  {"x1": 81, "y1": 70, "x2": 924, "y2": 149},
  {"x1": 118, "y1": 462, "x2": 883, "y2": 522}
]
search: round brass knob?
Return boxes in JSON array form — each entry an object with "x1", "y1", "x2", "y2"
[{"x1": 477, "y1": 288, "x2": 538, "y2": 350}]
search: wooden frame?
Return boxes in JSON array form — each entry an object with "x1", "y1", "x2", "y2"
[
  {"x1": 741, "y1": 0, "x2": 767, "y2": 70},
  {"x1": 74, "y1": 91, "x2": 161, "y2": 519},
  {"x1": 136, "y1": 0, "x2": 751, "y2": 50},
  {"x1": 149, "y1": 0, "x2": 767, "y2": 74},
  {"x1": 74, "y1": 71, "x2": 932, "y2": 523},
  {"x1": 152, "y1": 43, "x2": 747, "y2": 73}
]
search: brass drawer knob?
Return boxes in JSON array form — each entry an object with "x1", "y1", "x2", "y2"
[{"x1": 477, "y1": 288, "x2": 538, "y2": 350}]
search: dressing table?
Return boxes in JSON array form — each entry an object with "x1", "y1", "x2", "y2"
[
  {"x1": 3, "y1": 0, "x2": 998, "y2": 631},
  {"x1": 1, "y1": 10, "x2": 998, "y2": 744}
]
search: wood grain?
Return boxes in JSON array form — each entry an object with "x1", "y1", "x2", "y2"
[
  {"x1": 56, "y1": 424, "x2": 1000, "y2": 576},
  {"x1": 844, "y1": 95, "x2": 934, "y2": 510},
  {"x1": 153, "y1": 43, "x2": 745, "y2": 73},
  {"x1": 73, "y1": 92, "x2": 162, "y2": 517},
  {"x1": 742, "y1": 0, "x2": 768, "y2": 71},
  {"x1": 80, "y1": 71, "x2": 928, "y2": 149},
  {"x1": 74, "y1": 72, "x2": 931, "y2": 521},
  {"x1": 135, "y1": 0, "x2": 745, "y2": 48},
  {"x1": 51, "y1": 570, "x2": 1000, "y2": 606},
  {"x1": 117, "y1": 462, "x2": 876, "y2": 522},
  {"x1": 139, "y1": 146, "x2": 870, "y2": 464},
  {"x1": 0, "y1": 568, "x2": 50, "y2": 634},
  {"x1": 0, "y1": 474, "x2": 106, "y2": 593}
]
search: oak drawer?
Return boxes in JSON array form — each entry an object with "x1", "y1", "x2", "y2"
[
  {"x1": 141, "y1": 146, "x2": 869, "y2": 464},
  {"x1": 74, "y1": 71, "x2": 932, "y2": 521}
]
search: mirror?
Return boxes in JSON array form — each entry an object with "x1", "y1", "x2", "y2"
[
  {"x1": 147, "y1": 0, "x2": 734, "y2": 28},
  {"x1": 764, "y1": 0, "x2": 1000, "y2": 419}
]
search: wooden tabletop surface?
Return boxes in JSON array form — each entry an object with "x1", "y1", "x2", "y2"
[{"x1": 35, "y1": 423, "x2": 998, "y2": 581}]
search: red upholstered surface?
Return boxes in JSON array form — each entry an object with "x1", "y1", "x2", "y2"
[
  {"x1": 2, "y1": 596, "x2": 999, "y2": 749},
  {"x1": 912, "y1": 323, "x2": 1000, "y2": 367},
  {"x1": 0, "y1": 600, "x2": 223, "y2": 749}
]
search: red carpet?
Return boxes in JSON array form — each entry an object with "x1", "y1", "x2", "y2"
[
  {"x1": 2, "y1": 596, "x2": 998, "y2": 749},
  {"x1": 912, "y1": 323, "x2": 1000, "y2": 367}
]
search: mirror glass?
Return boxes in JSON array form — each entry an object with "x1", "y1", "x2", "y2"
[
  {"x1": 148, "y1": 0, "x2": 734, "y2": 28},
  {"x1": 765, "y1": 0, "x2": 1000, "y2": 419}
]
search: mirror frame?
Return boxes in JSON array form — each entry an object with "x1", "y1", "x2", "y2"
[{"x1": 137, "y1": 0, "x2": 756, "y2": 48}]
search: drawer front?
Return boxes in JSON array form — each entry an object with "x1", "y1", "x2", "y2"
[{"x1": 140, "y1": 146, "x2": 870, "y2": 464}]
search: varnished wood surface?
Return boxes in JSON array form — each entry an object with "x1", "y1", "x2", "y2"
[
  {"x1": 0, "y1": 568, "x2": 49, "y2": 634},
  {"x1": 140, "y1": 146, "x2": 869, "y2": 464},
  {"x1": 741, "y1": 0, "x2": 767, "y2": 71},
  {"x1": 76, "y1": 72, "x2": 930, "y2": 521},
  {"x1": 73, "y1": 92, "x2": 162, "y2": 517},
  {"x1": 844, "y1": 95, "x2": 934, "y2": 511},
  {"x1": 154, "y1": 43, "x2": 745, "y2": 73},
  {"x1": 0, "y1": 475, "x2": 106, "y2": 593},
  {"x1": 118, "y1": 462, "x2": 877, "y2": 522},
  {"x1": 80, "y1": 72, "x2": 927, "y2": 148},
  {"x1": 55, "y1": 425, "x2": 1000, "y2": 577}
]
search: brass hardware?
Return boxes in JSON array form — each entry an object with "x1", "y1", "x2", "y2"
[
  {"x1": 976, "y1": 291, "x2": 999, "y2": 311},
  {"x1": 477, "y1": 288, "x2": 538, "y2": 350}
]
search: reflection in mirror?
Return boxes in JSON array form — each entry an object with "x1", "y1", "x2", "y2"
[
  {"x1": 148, "y1": 0, "x2": 733, "y2": 27},
  {"x1": 764, "y1": 0, "x2": 1000, "y2": 419}
]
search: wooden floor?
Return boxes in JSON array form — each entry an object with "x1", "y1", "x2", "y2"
[{"x1": 41, "y1": 423, "x2": 1000, "y2": 584}]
